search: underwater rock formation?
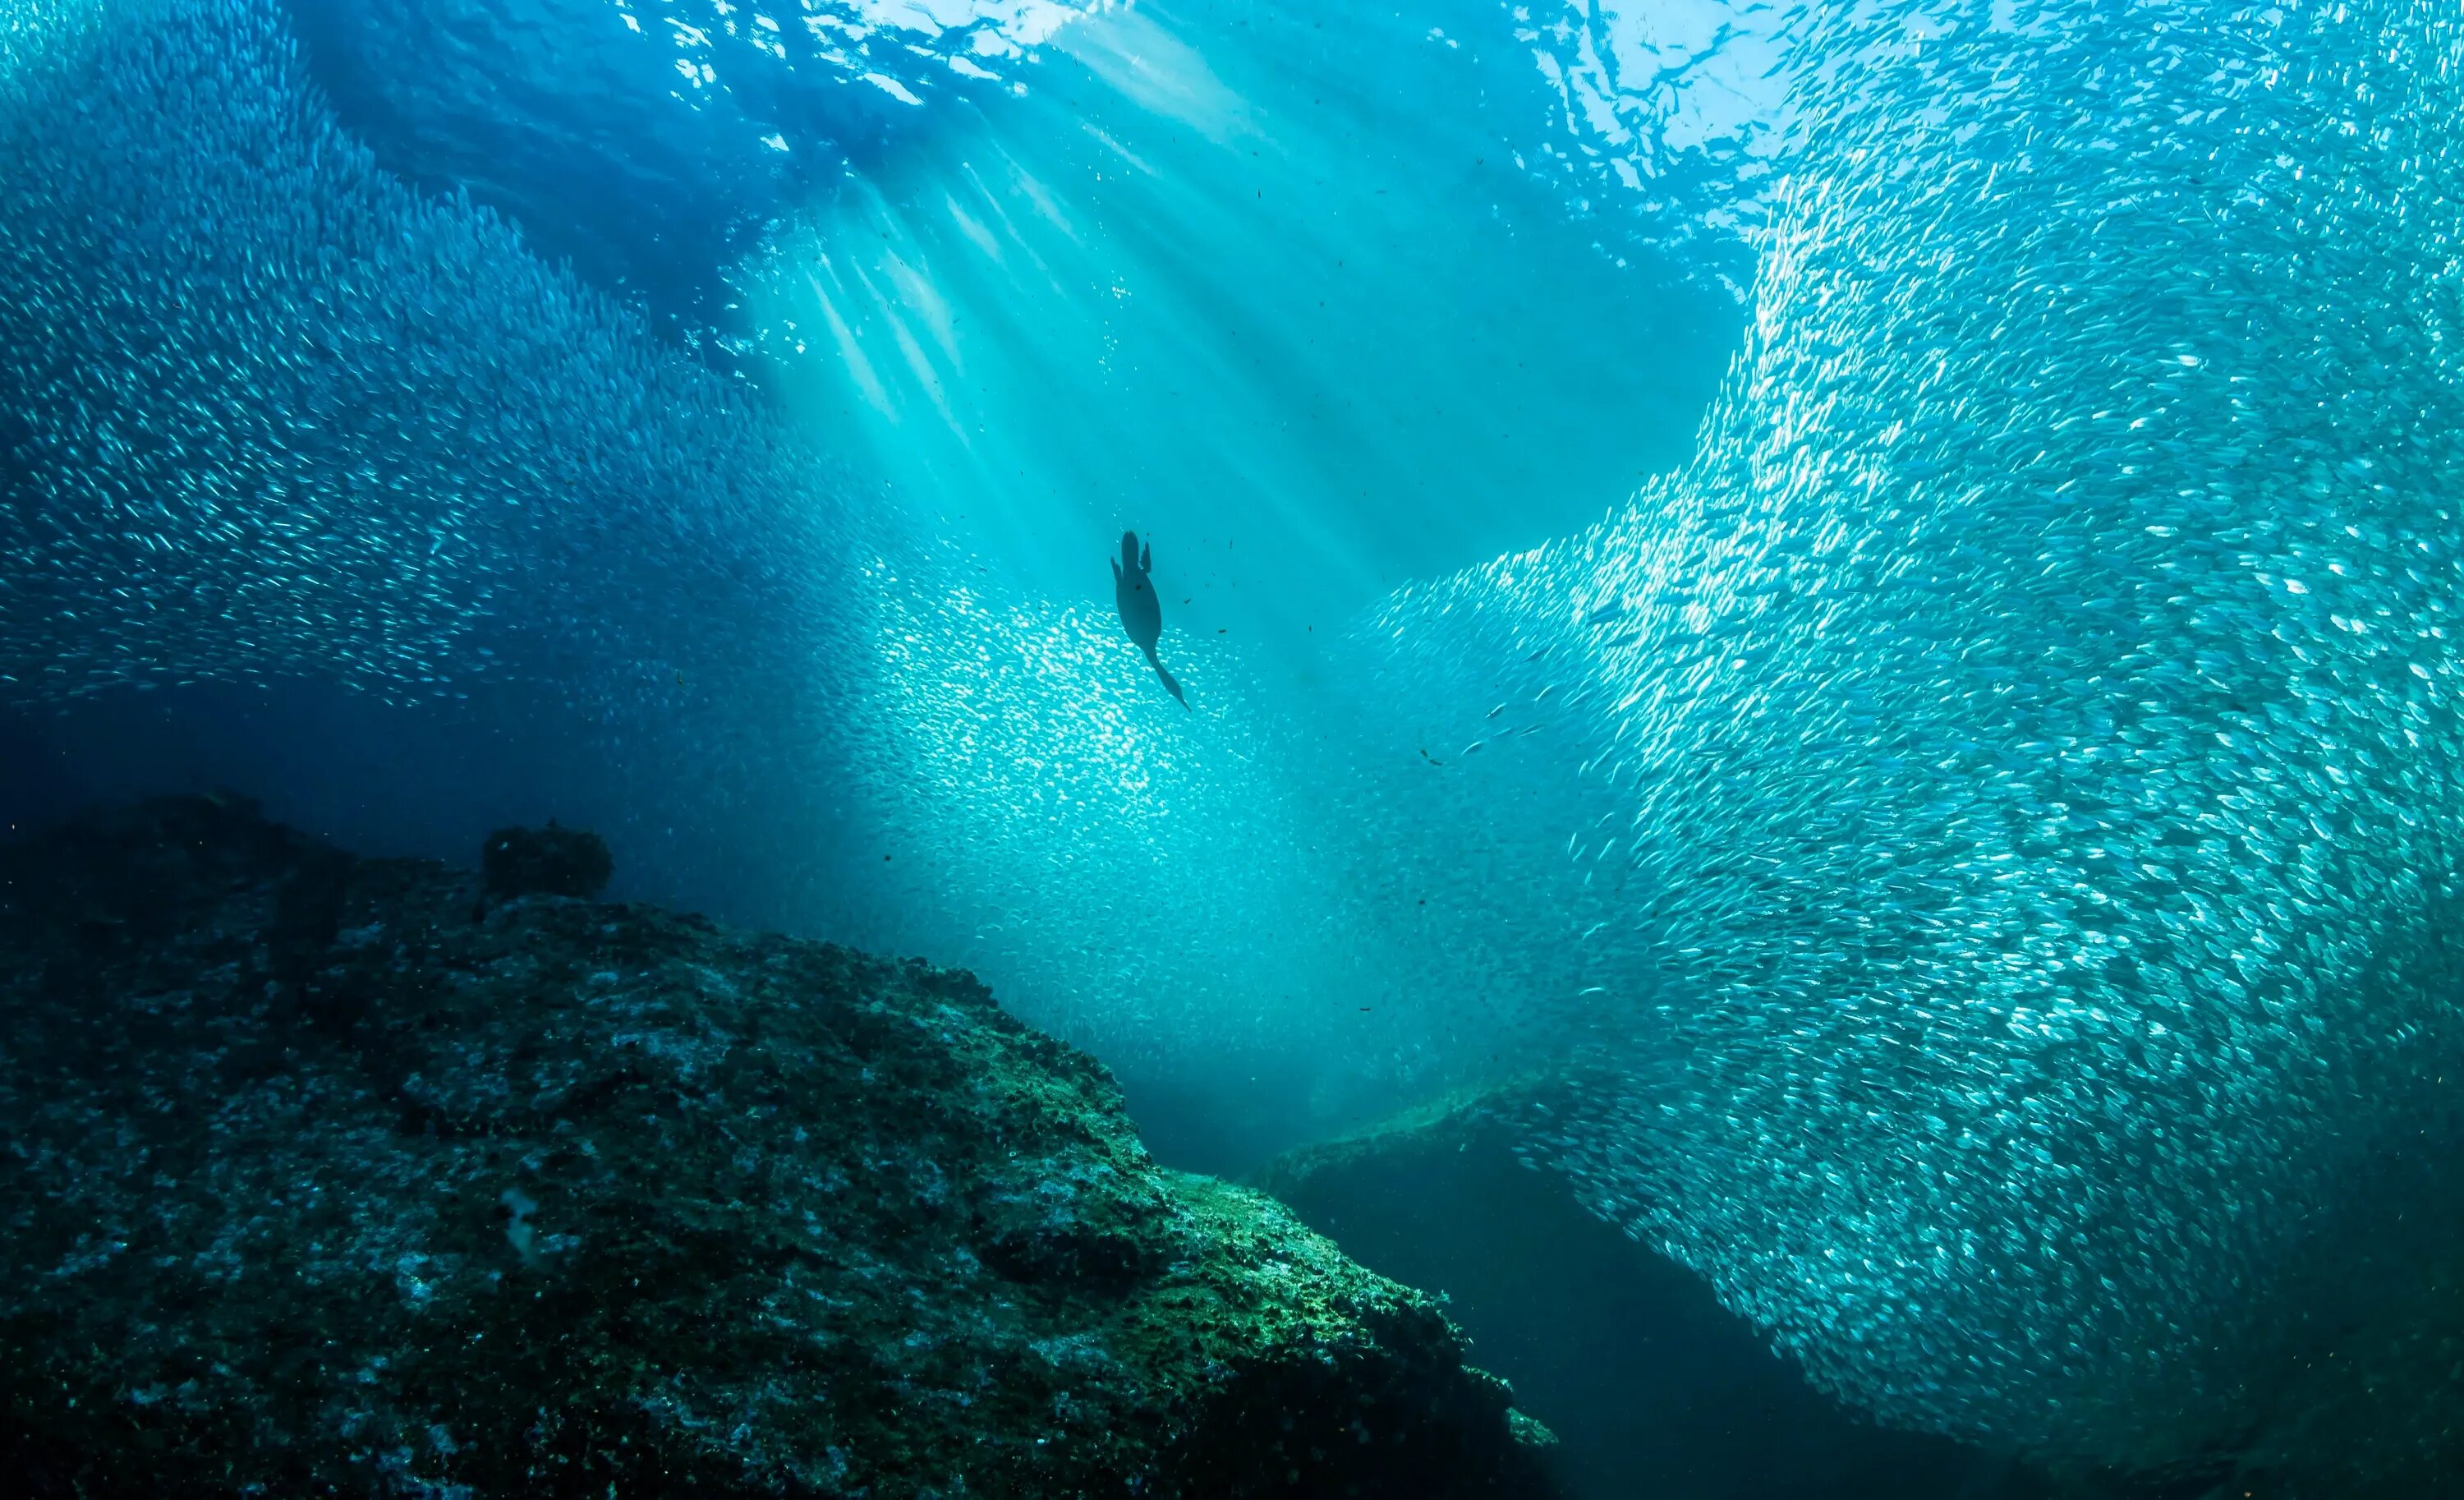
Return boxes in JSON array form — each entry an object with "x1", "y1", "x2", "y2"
[
  {"x1": 1256, "y1": 1081, "x2": 2079, "y2": 1500},
  {"x1": 0, "y1": 797, "x2": 1561, "y2": 1498},
  {"x1": 1267, "y1": 1077, "x2": 2464, "y2": 1498},
  {"x1": 481, "y1": 821, "x2": 614, "y2": 902}
]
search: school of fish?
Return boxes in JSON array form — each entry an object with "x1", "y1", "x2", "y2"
[
  {"x1": 0, "y1": 0, "x2": 935, "y2": 887},
  {"x1": 1362, "y1": 0, "x2": 2464, "y2": 1474}
]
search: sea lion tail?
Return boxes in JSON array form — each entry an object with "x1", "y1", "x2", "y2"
[{"x1": 1147, "y1": 651, "x2": 1190, "y2": 710}]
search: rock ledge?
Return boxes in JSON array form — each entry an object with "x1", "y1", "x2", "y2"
[{"x1": 0, "y1": 797, "x2": 1559, "y2": 1498}]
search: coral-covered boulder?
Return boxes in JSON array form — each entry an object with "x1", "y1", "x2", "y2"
[{"x1": 0, "y1": 797, "x2": 1560, "y2": 1498}]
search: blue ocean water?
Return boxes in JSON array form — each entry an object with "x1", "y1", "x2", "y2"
[{"x1": 4, "y1": 0, "x2": 2462, "y2": 1493}]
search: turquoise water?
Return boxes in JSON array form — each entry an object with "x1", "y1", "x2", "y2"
[{"x1": 5, "y1": 0, "x2": 2463, "y2": 1490}]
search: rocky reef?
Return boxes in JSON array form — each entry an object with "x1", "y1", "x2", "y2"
[
  {"x1": 1257, "y1": 1083, "x2": 2080, "y2": 1500},
  {"x1": 1257, "y1": 1076, "x2": 2464, "y2": 1500},
  {"x1": 0, "y1": 797, "x2": 1561, "y2": 1498}
]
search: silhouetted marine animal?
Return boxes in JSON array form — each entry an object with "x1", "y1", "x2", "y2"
[{"x1": 1111, "y1": 530, "x2": 1188, "y2": 709}]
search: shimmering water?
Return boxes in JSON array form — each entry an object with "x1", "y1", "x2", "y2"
[{"x1": 4, "y1": 0, "x2": 2462, "y2": 1493}]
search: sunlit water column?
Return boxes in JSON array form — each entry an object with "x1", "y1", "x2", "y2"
[
  {"x1": 741, "y1": 0, "x2": 1743, "y2": 1125},
  {"x1": 742, "y1": 0, "x2": 1729, "y2": 671}
]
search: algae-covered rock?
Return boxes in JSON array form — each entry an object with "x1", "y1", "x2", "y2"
[{"x1": 0, "y1": 797, "x2": 1561, "y2": 1498}]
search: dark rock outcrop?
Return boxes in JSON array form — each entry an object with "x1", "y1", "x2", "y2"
[
  {"x1": 481, "y1": 821, "x2": 614, "y2": 901},
  {"x1": 1257, "y1": 1083, "x2": 2464, "y2": 1500},
  {"x1": 0, "y1": 797, "x2": 1561, "y2": 1498},
  {"x1": 1256, "y1": 1081, "x2": 2071, "y2": 1500}
]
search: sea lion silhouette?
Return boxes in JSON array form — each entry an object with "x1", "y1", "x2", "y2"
[{"x1": 1111, "y1": 530, "x2": 1188, "y2": 710}]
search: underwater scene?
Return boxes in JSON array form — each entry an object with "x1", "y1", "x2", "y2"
[{"x1": 2, "y1": 0, "x2": 2462, "y2": 1494}]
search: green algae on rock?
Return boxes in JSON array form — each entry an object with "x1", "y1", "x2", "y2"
[{"x1": 0, "y1": 797, "x2": 1561, "y2": 1498}]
